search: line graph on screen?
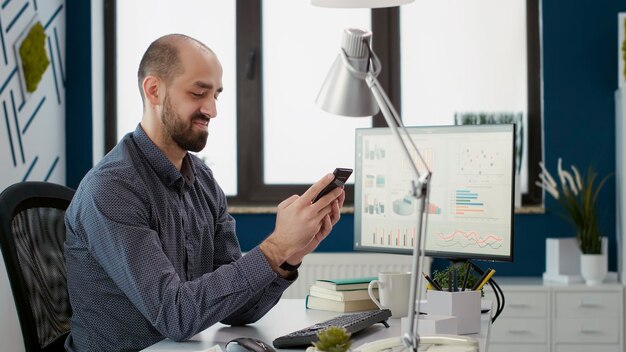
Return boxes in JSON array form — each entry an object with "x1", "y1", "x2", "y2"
[{"x1": 435, "y1": 229, "x2": 504, "y2": 249}]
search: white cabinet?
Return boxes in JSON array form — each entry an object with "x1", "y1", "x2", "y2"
[
  {"x1": 484, "y1": 279, "x2": 550, "y2": 352},
  {"x1": 483, "y1": 278, "x2": 623, "y2": 352},
  {"x1": 552, "y1": 286, "x2": 623, "y2": 351}
]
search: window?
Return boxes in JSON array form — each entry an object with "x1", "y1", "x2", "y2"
[
  {"x1": 105, "y1": 1, "x2": 542, "y2": 209},
  {"x1": 262, "y1": 1, "x2": 371, "y2": 185},
  {"x1": 111, "y1": 0, "x2": 237, "y2": 194},
  {"x1": 400, "y1": 0, "x2": 542, "y2": 205}
]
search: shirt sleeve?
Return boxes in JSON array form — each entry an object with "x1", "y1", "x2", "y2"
[
  {"x1": 210, "y1": 183, "x2": 294, "y2": 325},
  {"x1": 74, "y1": 174, "x2": 290, "y2": 341}
]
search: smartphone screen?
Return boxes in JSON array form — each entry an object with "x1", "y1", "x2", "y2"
[{"x1": 312, "y1": 168, "x2": 353, "y2": 203}]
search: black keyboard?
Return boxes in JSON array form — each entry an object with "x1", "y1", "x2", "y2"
[{"x1": 272, "y1": 309, "x2": 392, "y2": 348}]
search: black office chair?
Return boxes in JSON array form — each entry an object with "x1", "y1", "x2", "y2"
[{"x1": 0, "y1": 181, "x2": 75, "y2": 352}]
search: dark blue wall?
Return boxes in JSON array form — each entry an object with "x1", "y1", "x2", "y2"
[
  {"x1": 67, "y1": 1, "x2": 626, "y2": 276},
  {"x1": 66, "y1": 0, "x2": 92, "y2": 189}
]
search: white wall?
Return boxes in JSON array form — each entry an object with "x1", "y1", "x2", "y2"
[
  {"x1": 0, "y1": 0, "x2": 66, "y2": 190},
  {"x1": 0, "y1": 1, "x2": 67, "y2": 350}
]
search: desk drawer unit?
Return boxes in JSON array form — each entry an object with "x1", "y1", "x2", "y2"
[
  {"x1": 554, "y1": 317, "x2": 619, "y2": 343},
  {"x1": 490, "y1": 344, "x2": 549, "y2": 352},
  {"x1": 490, "y1": 317, "x2": 547, "y2": 343},
  {"x1": 482, "y1": 278, "x2": 623, "y2": 352},
  {"x1": 555, "y1": 345, "x2": 622, "y2": 352},
  {"x1": 554, "y1": 292, "x2": 619, "y2": 318},
  {"x1": 553, "y1": 288, "x2": 623, "y2": 351},
  {"x1": 494, "y1": 291, "x2": 548, "y2": 318},
  {"x1": 484, "y1": 286, "x2": 550, "y2": 351}
]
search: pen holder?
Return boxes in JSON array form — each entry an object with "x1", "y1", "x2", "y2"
[{"x1": 424, "y1": 290, "x2": 480, "y2": 334}]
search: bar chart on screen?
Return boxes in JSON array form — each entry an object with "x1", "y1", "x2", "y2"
[{"x1": 367, "y1": 225, "x2": 417, "y2": 248}]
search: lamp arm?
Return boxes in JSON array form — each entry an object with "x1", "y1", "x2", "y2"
[
  {"x1": 364, "y1": 75, "x2": 420, "y2": 177},
  {"x1": 365, "y1": 73, "x2": 430, "y2": 352},
  {"x1": 364, "y1": 74, "x2": 431, "y2": 195},
  {"x1": 375, "y1": 78, "x2": 431, "y2": 177},
  {"x1": 339, "y1": 46, "x2": 428, "y2": 178}
]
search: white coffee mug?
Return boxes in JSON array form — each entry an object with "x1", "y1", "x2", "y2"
[{"x1": 368, "y1": 271, "x2": 411, "y2": 318}]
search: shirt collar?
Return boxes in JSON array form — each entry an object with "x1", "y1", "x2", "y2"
[{"x1": 132, "y1": 124, "x2": 197, "y2": 189}]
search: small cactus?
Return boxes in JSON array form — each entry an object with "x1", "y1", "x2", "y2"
[{"x1": 312, "y1": 326, "x2": 352, "y2": 352}]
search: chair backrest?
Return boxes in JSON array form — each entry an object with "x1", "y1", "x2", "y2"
[{"x1": 0, "y1": 181, "x2": 75, "y2": 352}]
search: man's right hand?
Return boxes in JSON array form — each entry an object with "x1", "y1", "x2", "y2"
[{"x1": 259, "y1": 173, "x2": 344, "y2": 271}]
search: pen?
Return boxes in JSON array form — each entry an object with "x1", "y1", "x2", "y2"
[
  {"x1": 422, "y1": 272, "x2": 442, "y2": 291},
  {"x1": 432, "y1": 277, "x2": 443, "y2": 291},
  {"x1": 474, "y1": 269, "x2": 496, "y2": 291},
  {"x1": 471, "y1": 268, "x2": 492, "y2": 290},
  {"x1": 461, "y1": 263, "x2": 471, "y2": 291}
]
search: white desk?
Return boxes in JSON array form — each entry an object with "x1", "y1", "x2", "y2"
[{"x1": 143, "y1": 299, "x2": 492, "y2": 352}]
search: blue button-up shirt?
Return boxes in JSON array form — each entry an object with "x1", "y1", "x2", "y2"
[{"x1": 64, "y1": 125, "x2": 293, "y2": 351}]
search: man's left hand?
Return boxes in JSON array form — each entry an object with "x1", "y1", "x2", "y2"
[{"x1": 284, "y1": 189, "x2": 345, "y2": 265}]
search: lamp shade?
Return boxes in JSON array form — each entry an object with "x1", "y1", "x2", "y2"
[
  {"x1": 316, "y1": 55, "x2": 379, "y2": 117},
  {"x1": 312, "y1": 0, "x2": 414, "y2": 8},
  {"x1": 316, "y1": 28, "x2": 379, "y2": 117}
]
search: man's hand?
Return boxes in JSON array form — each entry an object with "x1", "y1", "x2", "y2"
[
  {"x1": 259, "y1": 173, "x2": 345, "y2": 272},
  {"x1": 285, "y1": 188, "x2": 345, "y2": 265}
]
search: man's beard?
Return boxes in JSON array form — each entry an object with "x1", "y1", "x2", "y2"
[{"x1": 161, "y1": 93, "x2": 209, "y2": 153}]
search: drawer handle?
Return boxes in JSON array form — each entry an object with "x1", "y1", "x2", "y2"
[
  {"x1": 508, "y1": 303, "x2": 529, "y2": 308},
  {"x1": 508, "y1": 329, "x2": 529, "y2": 334},
  {"x1": 580, "y1": 327, "x2": 601, "y2": 334},
  {"x1": 579, "y1": 297, "x2": 601, "y2": 307}
]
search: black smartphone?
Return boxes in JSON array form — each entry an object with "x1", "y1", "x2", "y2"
[{"x1": 312, "y1": 168, "x2": 353, "y2": 203}]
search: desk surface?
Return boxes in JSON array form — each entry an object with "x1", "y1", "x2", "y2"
[{"x1": 143, "y1": 299, "x2": 491, "y2": 352}]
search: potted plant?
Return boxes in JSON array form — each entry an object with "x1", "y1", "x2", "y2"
[
  {"x1": 307, "y1": 326, "x2": 352, "y2": 352},
  {"x1": 537, "y1": 158, "x2": 611, "y2": 285},
  {"x1": 432, "y1": 262, "x2": 482, "y2": 294}
]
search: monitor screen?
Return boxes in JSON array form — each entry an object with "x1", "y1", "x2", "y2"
[{"x1": 354, "y1": 124, "x2": 515, "y2": 262}]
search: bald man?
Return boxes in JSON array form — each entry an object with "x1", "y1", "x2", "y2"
[{"x1": 64, "y1": 34, "x2": 345, "y2": 352}]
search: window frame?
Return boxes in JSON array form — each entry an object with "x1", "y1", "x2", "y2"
[{"x1": 103, "y1": 0, "x2": 542, "y2": 209}]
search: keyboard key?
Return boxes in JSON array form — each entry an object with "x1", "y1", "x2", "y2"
[{"x1": 272, "y1": 309, "x2": 392, "y2": 348}]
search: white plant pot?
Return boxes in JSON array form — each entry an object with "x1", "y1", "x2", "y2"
[{"x1": 580, "y1": 253, "x2": 608, "y2": 285}]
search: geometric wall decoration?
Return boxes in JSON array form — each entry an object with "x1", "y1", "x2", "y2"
[{"x1": 0, "y1": 0, "x2": 65, "y2": 191}]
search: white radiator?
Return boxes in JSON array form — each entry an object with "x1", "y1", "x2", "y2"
[{"x1": 282, "y1": 252, "x2": 430, "y2": 299}]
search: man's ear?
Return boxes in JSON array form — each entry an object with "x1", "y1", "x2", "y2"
[{"x1": 143, "y1": 76, "x2": 162, "y2": 106}]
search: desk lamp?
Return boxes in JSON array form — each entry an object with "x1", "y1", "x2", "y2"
[{"x1": 315, "y1": 27, "x2": 479, "y2": 352}]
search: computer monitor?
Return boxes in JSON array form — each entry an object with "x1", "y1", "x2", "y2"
[{"x1": 354, "y1": 124, "x2": 515, "y2": 262}]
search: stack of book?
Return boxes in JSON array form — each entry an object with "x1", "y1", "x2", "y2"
[{"x1": 305, "y1": 276, "x2": 380, "y2": 313}]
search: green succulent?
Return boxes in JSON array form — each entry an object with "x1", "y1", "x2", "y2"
[
  {"x1": 19, "y1": 21, "x2": 49, "y2": 93},
  {"x1": 312, "y1": 326, "x2": 352, "y2": 352}
]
